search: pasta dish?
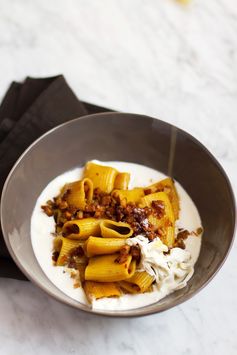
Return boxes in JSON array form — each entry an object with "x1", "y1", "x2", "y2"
[{"x1": 31, "y1": 161, "x2": 202, "y2": 310}]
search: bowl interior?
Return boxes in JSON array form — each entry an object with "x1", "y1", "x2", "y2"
[{"x1": 1, "y1": 113, "x2": 235, "y2": 316}]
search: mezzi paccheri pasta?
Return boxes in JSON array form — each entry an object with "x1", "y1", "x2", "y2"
[{"x1": 38, "y1": 161, "x2": 202, "y2": 305}]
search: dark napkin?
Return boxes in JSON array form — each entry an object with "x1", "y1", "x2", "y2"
[{"x1": 0, "y1": 75, "x2": 111, "y2": 280}]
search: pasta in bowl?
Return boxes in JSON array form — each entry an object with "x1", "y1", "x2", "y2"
[
  {"x1": 32, "y1": 160, "x2": 203, "y2": 310},
  {"x1": 1, "y1": 112, "x2": 235, "y2": 316}
]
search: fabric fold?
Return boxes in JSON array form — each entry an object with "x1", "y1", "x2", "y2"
[{"x1": 0, "y1": 75, "x2": 111, "y2": 280}]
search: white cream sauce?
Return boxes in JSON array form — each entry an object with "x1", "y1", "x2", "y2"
[{"x1": 31, "y1": 161, "x2": 202, "y2": 310}]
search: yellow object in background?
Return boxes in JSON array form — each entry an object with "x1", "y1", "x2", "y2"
[{"x1": 176, "y1": 0, "x2": 190, "y2": 4}]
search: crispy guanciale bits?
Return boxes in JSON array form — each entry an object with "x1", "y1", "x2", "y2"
[
  {"x1": 42, "y1": 176, "x2": 180, "y2": 246},
  {"x1": 115, "y1": 244, "x2": 141, "y2": 264},
  {"x1": 144, "y1": 178, "x2": 179, "y2": 220},
  {"x1": 41, "y1": 190, "x2": 159, "y2": 241},
  {"x1": 52, "y1": 236, "x2": 86, "y2": 267},
  {"x1": 174, "y1": 227, "x2": 203, "y2": 249},
  {"x1": 139, "y1": 192, "x2": 175, "y2": 247}
]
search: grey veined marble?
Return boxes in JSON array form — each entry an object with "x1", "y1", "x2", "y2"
[{"x1": 0, "y1": 0, "x2": 237, "y2": 354}]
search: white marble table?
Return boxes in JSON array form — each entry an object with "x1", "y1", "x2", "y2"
[{"x1": 0, "y1": 0, "x2": 237, "y2": 354}]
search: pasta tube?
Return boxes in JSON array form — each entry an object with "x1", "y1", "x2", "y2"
[
  {"x1": 53, "y1": 236, "x2": 84, "y2": 266},
  {"x1": 114, "y1": 173, "x2": 130, "y2": 190},
  {"x1": 144, "y1": 178, "x2": 179, "y2": 219},
  {"x1": 85, "y1": 254, "x2": 136, "y2": 282},
  {"x1": 62, "y1": 218, "x2": 102, "y2": 239},
  {"x1": 124, "y1": 271, "x2": 155, "y2": 293},
  {"x1": 100, "y1": 220, "x2": 133, "y2": 239},
  {"x1": 164, "y1": 226, "x2": 175, "y2": 250},
  {"x1": 83, "y1": 161, "x2": 118, "y2": 193},
  {"x1": 84, "y1": 236, "x2": 126, "y2": 257},
  {"x1": 83, "y1": 281, "x2": 121, "y2": 302},
  {"x1": 139, "y1": 192, "x2": 175, "y2": 247},
  {"x1": 118, "y1": 281, "x2": 140, "y2": 294},
  {"x1": 63, "y1": 178, "x2": 93, "y2": 210},
  {"x1": 112, "y1": 188, "x2": 144, "y2": 204},
  {"x1": 139, "y1": 192, "x2": 174, "y2": 223}
]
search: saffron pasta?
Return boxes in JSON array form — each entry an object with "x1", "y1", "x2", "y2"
[
  {"x1": 139, "y1": 191, "x2": 175, "y2": 247},
  {"x1": 123, "y1": 271, "x2": 155, "y2": 293},
  {"x1": 37, "y1": 160, "x2": 203, "y2": 308},
  {"x1": 114, "y1": 172, "x2": 130, "y2": 190},
  {"x1": 85, "y1": 254, "x2": 136, "y2": 282},
  {"x1": 83, "y1": 161, "x2": 118, "y2": 193},
  {"x1": 118, "y1": 281, "x2": 140, "y2": 294},
  {"x1": 112, "y1": 188, "x2": 144, "y2": 204},
  {"x1": 53, "y1": 236, "x2": 85, "y2": 266},
  {"x1": 100, "y1": 220, "x2": 133, "y2": 239},
  {"x1": 84, "y1": 281, "x2": 121, "y2": 302},
  {"x1": 62, "y1": 178, "x2": 93, "y2": 210},
  {"x1": 144, "y1": 178, "x2": 180, "y2": 220},
  {"x1": 62, "y1": 218, "x2": 102, "y2": 239},
  {"x1": 84, "y1": 236, "x2": 126, "y2": 257}
]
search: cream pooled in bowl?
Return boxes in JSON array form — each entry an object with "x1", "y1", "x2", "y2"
[{"x1": 31, "y1": 160, "x2": 202, "y2": 311}]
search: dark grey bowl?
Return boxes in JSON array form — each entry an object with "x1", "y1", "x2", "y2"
[{"x1": 1, "y1": 113, "x2": 236, "y2": 316}]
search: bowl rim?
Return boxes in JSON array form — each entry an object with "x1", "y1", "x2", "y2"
[{"x1": 1, "y1": 112, "x2": 236, "y2": 317}]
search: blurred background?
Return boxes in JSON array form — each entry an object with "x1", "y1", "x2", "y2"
[{"x1": 0, "y1": 1, "x2": 236, "y2": 354}]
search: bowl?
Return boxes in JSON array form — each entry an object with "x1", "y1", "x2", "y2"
[{"x1": 1, "y1": 112, "x2": 236, "y2": 316}]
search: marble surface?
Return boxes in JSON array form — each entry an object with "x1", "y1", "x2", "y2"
[{"x1": 0, "y1": 0, "x2": 237, "y2": 354}]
